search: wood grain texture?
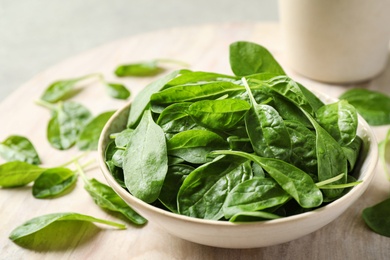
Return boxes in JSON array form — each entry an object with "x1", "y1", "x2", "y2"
[{"x1": 1, "y1": 22, "x2": 389, "y2": 259}]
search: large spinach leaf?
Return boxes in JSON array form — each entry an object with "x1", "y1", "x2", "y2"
[
  {"x1": 123, "y1": 110, "x2": 168, "y2": 203},
  {"x1": 0, "y1": 135, "x2": 41, "y2": 165}
]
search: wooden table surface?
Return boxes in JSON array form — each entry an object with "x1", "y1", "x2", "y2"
[{"x1": 1, "y1": 22, "x2": 390, "y2": 260}]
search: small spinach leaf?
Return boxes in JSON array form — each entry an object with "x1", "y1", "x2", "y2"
[
  {"x1": 32, "y1": 168, "x2": 77, "y2": 198},
  {"x1": 47, "y1": 101, "x2": 92, "y2": 150},
  {"x1": 229, "y1": 41, "x2": 285, "y2": 76},
  {"x1": 0, "y1": 161, "x2": 46, "y2": 188},
  {"x1": 76, "y1": 164, "x2": 146, "y2": 225},
  {"x1": 105, "y1": 83, "x2": 131, "y2": 100},
  {"x1": 0, "y1": 135, "x2": 41, "y2": 165},
  {"x1": 40, "y1": 74, "x2": 95, "y2": 103}
]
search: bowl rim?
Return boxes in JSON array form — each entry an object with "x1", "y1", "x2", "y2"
[{"x1": 98, "y1": 91, "x2": 379, "y2": 228}]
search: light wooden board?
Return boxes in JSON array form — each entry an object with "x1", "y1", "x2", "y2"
[{"x1": 1, "y1": 22, "x2": 390, "y2": 259}]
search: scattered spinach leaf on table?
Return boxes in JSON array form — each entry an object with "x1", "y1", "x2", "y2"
[
  {"x1": 32, "y1": 167, "x2": 77, "y2": 199},
  {"x1": 115, "y1": 59, "x2": 189, "y2": 77},
  {"x1": 0, "y1": 135, "x2": 41, "y2": 165},
  {"x1": 75, "y1": 162, "x2": 147, "y2": 225},
  {"x1": 362, "y1": 198, "x2": 390, "y2": 237},
  {"x1": 0, "y1": 161, "x2": 46, "y2": 188},
  {"x1": 9, "y1": 212, "x2": 126, "y2": 242}
]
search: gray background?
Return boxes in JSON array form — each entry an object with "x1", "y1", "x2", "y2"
[{"x1": 0, "y1": 0, "x2": 279, "y2": 101}]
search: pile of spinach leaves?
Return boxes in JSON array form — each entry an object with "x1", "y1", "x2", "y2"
[{"x1": 105, "y1": 41, "x2": 363, "y2": 222}]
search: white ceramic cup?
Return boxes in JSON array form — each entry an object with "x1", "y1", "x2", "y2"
[{"x1": 279, "y1": 0, "x2": 390, "y2": 83}]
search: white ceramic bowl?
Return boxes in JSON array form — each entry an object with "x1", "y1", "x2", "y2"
[{"x1": 98, "y1": 92, "x2": 378, "y2": 249}]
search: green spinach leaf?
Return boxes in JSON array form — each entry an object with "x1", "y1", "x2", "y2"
[
  {"x1": 123, "y1": 110, "x2": 168, "y2": 203},
  {"x1": 339, "y1": 88, "x2": 390, "y2": 126},
  {"x1": 0, "y1": 135, "x2": 41, "y2": 165},
  {"x1": 127, "y1": 70, "x2": 183, "y2": 128},
  {"x1": 77, "y1": 111, "x2": 115, "y2": 151},
  {"x1": 212, "y1": 150, "x2": 323, "y2": 208},
  {"x1": 188, "y1": 99, "x2": 250, "y2": 131},
  {"x1": 243, "y1": 78, "x2": 292, "y2": 161},
  {"x1": 9, "y1": 212, "x2": 126, "y2": 242},
  {"x1": 47, "y1": 101, "x2": 92, "y2": 150},
  {"x1": 229, "y1": 41, "x2": 285, "y2": 76},
  {"x1": 105, "y1": 83, "x2": 131, "y2": 100},
  {"x1": 223, "y1": 177, "x2": 290, "y2": 219},
  {"x1": 32, "y1": 167, "x2": 77, "y2": 198},
  {"x1": 177, "y1": 156, "x2": 252, "y2": 220},
  {"x1": 316, "y1": 100, "x2": 358, "y2": 146},
  {"x1": 362, "y1": 198, "x2": 390, "y2": 237},
  {"x1": 0, "y1": 161, "x2": 46, "y2": 188},
  {"x1": 40, "y1": 74, "x2": 96, "y2": 103},
  {"x1": 167, "y1": 129, "x2": 228, "y2": 164}
]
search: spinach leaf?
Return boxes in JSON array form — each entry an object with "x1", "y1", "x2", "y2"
[
  {"x1": 229, "y1": 211, "x2": 281, "y2": 222},
  {"x1": 302, "y1": 110, "x2": 348, "y2": 199},
  {"x1": 188, "y1": 99, "x2": 250, "y2": 131},
  {"x1": 0, "y1": 135, "x2": 41, "y2": 165},
  {"x1": 212, "y1": 150, "x2": 323, "y2": 208},
  {"x1": 0, "y1": 161, "x2": 46, "y2": 188},
  {"x1": 223, "y1": 177, "x2": 290, "y2": 219},
  {"x1": 362, "y1": 198, "x2": 390, "y2": 237},
  {"x1": 76, "y1": 164, "x2": 146, "y2": 225},
  {"x1": 115, "y1": 60, "x2": 164, "y2": 77},
  {"x1": 156, "y1": 102, "x2": 196, "y2": 133},
  {"x1": 114, "y1": 128, "x2": 134, "y2": 148},
  {"x1": 115, "y1": 59, "x2": 188, "y2": 77},
  {"x1": 105, "y1": 83, "x2": 131, "y2": 100},
  {"x1": 123, "y1": 110, "x2": 168, "y2": 203},
  {"x1": 285, "y1": 120, "x2": 318, "y2": 178},
  {"x1": 105, "y1": 140, "x2": 125, "y2": 188},
  {"x1": 167, "y1": 129, "x2": 229, "y2": 164},
  {"x1": 32, "y1": 167, "x2": 77, "y2": 198},
  {"x1": 342, "y1": 135, "x2": 363, "y2": 171},
  {"x1": 259, "y1": 76, "x2": 324, "y2": 113},
  {"x1": 47, "y1": 101, "x2": 92, "y2": 150},
  {"x1": 9, "y1": 212, "x2": 126, "y2": 242},
  {"x1": 77, "y1": 111, "x2": 116, "y2": 151},
  {"x1": 316, "y1": 100, "x2": 358, "y2": 146},
  {"x1": 164, "y1": 71, "x2": 237, "y2": 88},
  {"x1": 379, "y1": 129, "x2": 390, "y2": 180},
  {"x1": 150, "y1": 81, "x2": 245, "y2": 108},
  {"x1": 40, "y1": 74, "x2": 95, "y2": 103},
  {"x1": 339, "y1": 88, "x2": 390, "y2": 126},
  {"x1": 127, "y1": 70, "x2": 183, "y2": 128},
  {"x1": 177, "y1": 156, "x2": 252, "y2": 220},
  {"x1": 159, "y1": 164, "x2": 194, "y2": 213},
  {"x1": 243, "y1": 78, "x2": 292, "y2": 161},
  {"x1": 229, "y1": 41, "x2": 285, "y2": 76}
]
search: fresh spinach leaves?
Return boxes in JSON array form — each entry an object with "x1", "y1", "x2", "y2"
[{"x1": 99, "y1": 41, "x2": 362, "y2": 222}]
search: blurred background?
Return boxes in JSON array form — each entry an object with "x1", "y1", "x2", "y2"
[{"x1": 0, "y1": 0, "x2": 278, "y2": 101}]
